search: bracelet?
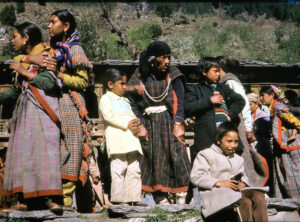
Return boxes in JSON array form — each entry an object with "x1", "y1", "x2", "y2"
[{"x1": 174, "y1": 122, "x2": 182, "y2": 126}]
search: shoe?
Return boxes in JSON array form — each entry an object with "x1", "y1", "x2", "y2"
[
  {"x1": 48, "y1": 202, "x2": 63, "y2": 213},
  {"x1": 2, "y1": 203, "x2": 28, "y2": 212}
]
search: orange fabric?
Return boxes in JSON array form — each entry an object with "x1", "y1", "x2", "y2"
[
  {"x1": 270, "y1": 100, "x2": 300, "y2": 152},
  {"x1": 172, "y1": 90, "x2": 178, "y2": 120},
  {"x1": 3, "y1": 188, "x2": 62, "y2": 199},
  {"x1": 257, "y1": 154, "x2": 269, "y2": 187},
  {"x1": 276, "y1": 118, "x2": 300, "y2": 152},
  {"x1": 70, "y1": 91, "x2": 91, "y2": 186},
  {"x1": 27, "y1": 83, "x2": 61, "y2": 128},
  {"x1": 61, "y1": 174, "x2": 79, "y2": 182}
]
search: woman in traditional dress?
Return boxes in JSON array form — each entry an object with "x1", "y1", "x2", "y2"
[
  {"x1": 126, "y1": 41, "x2": 190, "y2": 204},
  {"x1": 260, "y1": 85, "x2": 300, "y2": 198},
  {"x1": 1, "y1": 22, "x2": 62, "y2": 212},
  {"x1": 25, "y1": 9, "x2": 93, "y2": 210},
  {"x1": 47, "y1": 9, "x2": 93, "y2": 210}
]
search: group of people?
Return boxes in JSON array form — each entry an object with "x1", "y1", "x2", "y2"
[{"x1": 0, "y1": 8, "x2": 299, "y2": 222}]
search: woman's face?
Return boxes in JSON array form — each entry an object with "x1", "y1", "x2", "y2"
[
  {"x1": 260, "y1": 93, "x2": 274, "y2": 106},
  {"x1": 218, "y1": 131, "x2": 239, "y2": 156},
  {"x1": 11, "y1": 29, "x2": 27, "y2": 52},
  {"x1": 249, "y1": 102, "x2": 258, "y2": 114},
  {"x1": 48, "y1": 15, "x2": 65, "y2": 37}
]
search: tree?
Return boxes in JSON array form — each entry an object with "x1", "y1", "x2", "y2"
[
  {"x1": 16, "y1": 1, "x2": 25, "y2": 14},
  {"x1": 0, "y1": 5, "x2": 16, "y2": 26}
]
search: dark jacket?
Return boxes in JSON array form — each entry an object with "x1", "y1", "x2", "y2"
[{"x1": 184, "y1": 81, "x2": 245, "y2": 161}]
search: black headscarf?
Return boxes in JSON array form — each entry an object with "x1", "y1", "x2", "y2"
[{"x1": 139, "y1": 41, "x2": 171, "y2": 81}]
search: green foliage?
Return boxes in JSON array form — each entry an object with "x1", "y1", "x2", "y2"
[
  {"x1": 77, "y1": 19, "x2": 105, "y2": 61},
  {"x1": 0, "y1": 5, "x2": 16, "y2": 26},
  {"x1": 167, "y1": 32, "x2": 196, "y2": 61},
  {"x1": 103, "y1": 34, "x2": 131, "y2": 60},
  {"x1": 291, "y1": 4, "x2": 300, "y2": 24},
  {"x1": 193, "y1": 24, "x2": 222, "y2": 58},
  {"x1": 145, "y1": 208, "x2": 167, "y2": 222},
  {"x1": 16, "y1": 1, "x2": 25, "y2": 13},
  {"x1": 127, "y1": 23, "x2": 162, "y2": 52},
  {"x1": 145, "y1": 208, "x2": 202, "y2": 222},
  {"x1": 151, "y1": 3, "x2": 176, "y2": 18}
]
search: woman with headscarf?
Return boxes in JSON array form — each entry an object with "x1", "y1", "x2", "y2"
[
  {"x1": 22, "y1": 9, "x2": 93, "y2": 210},
  {"x1": 260, "y1": 85, "x2": 300, "y2": 198},
  {"x1": 247, "y1": 92, "x2": 273, "y2": 196},
  {"x1": 126, "y1": 41, "x2": 190, "y2": 204}
]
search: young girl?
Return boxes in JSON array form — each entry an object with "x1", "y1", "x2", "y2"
[
  {"x1": 99, "y1": 68, "x2": 143, "y2": 205},
  {"x1": 260, "y1": 85, "x2": 300, "y2": 198},
  {"x1": 1, "y1": 22, "x2": 62, "y2": 212},
  {"x1": 190, "y1": 121, "x2": 268, "y2": 221}
]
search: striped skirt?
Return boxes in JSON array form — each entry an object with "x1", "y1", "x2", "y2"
[
  {"x1": 59, "y1": 91, "x2": 85, "y2": 181},
  {"x1": 3, "y1": 91, "x2": 62, "y2": 198},
  {"x1": 273, "y1": 143, "x2": 300, "y2": 198}
]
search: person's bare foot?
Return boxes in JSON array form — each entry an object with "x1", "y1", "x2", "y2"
[
  {"x1": 48, "y1": 202, "x2": 63, "y2": 213},
  {"x1": 2, "y1": 203, "x2": 28, "y2": 212}
]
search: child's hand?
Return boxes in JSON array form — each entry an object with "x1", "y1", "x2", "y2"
[
  {"x1": 128, "y1": 119, "x2": 139, "y2": 135},
  {"x1": 238, "y1": 181, "x2": 246, "y2": 191},
  {"x1": 138, "y1": 125, "x2": 149, "y2": 141},
  {"x1": 210, "y1": 94, "x2": 223, "y2": 105},
  {"x1": 215, "y1": 180, "x2": 239, "y2": 191}
]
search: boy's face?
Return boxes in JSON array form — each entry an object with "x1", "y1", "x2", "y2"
[
  {"x1": 203, "y1": 66, "x2": 220, "y2": 83},
  {"x1": 218, "y1": 131, "x2": 239, "y2": 156}
]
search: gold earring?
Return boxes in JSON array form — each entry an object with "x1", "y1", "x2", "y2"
[{"x1": 23, "y1": 41, "x2": 26, "y2": 45}]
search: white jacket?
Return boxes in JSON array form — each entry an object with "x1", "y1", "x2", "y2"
[
  {"x1": 99, "y1": 91, "x2": 143, "y2": 157},
  {"x1": 225, "y1": 79, "x2": 253, "y2": 131}
]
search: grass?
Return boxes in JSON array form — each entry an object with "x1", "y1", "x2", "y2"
[{"x1": 144, "y1": 207, "x2": 202, "y2": 222}]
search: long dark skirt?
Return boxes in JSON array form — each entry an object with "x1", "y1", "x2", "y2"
[{"x1": 141, "y1": 111, "x2": 190, "y2": 193}]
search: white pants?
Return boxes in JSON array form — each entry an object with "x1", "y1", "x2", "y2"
[{"x1": 110, "y1": 151, "x2": 141, "y2": 203}]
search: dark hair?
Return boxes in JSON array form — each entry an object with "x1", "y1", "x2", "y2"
[
  {"x1": 215, "y1": 56, "x2": 231, "y2": 73},
  {"x1": 139, "y1": 41, "x2": 171, "y2": 81},
  {"x1": 259, "y1": 86, "x2": 278, "y2": 99},
  {"x1": 51, "y1": 9, "x2": 76, "y2": 38},
  {"x1": 14, "y1": 22, "x2": 42, "y2": 48},
  {"x1": 103, "y1": 68, "x2": 123, "y2": 91},
  {"x1": 215, "y1": 121, "x2": 238, "y2": 144},
  {"x1": 284, "y1": 90, "x2": 298, "y2": 106},
  {"x1": 197, "y1": 57, "x2": 220, "y2": 80}
]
